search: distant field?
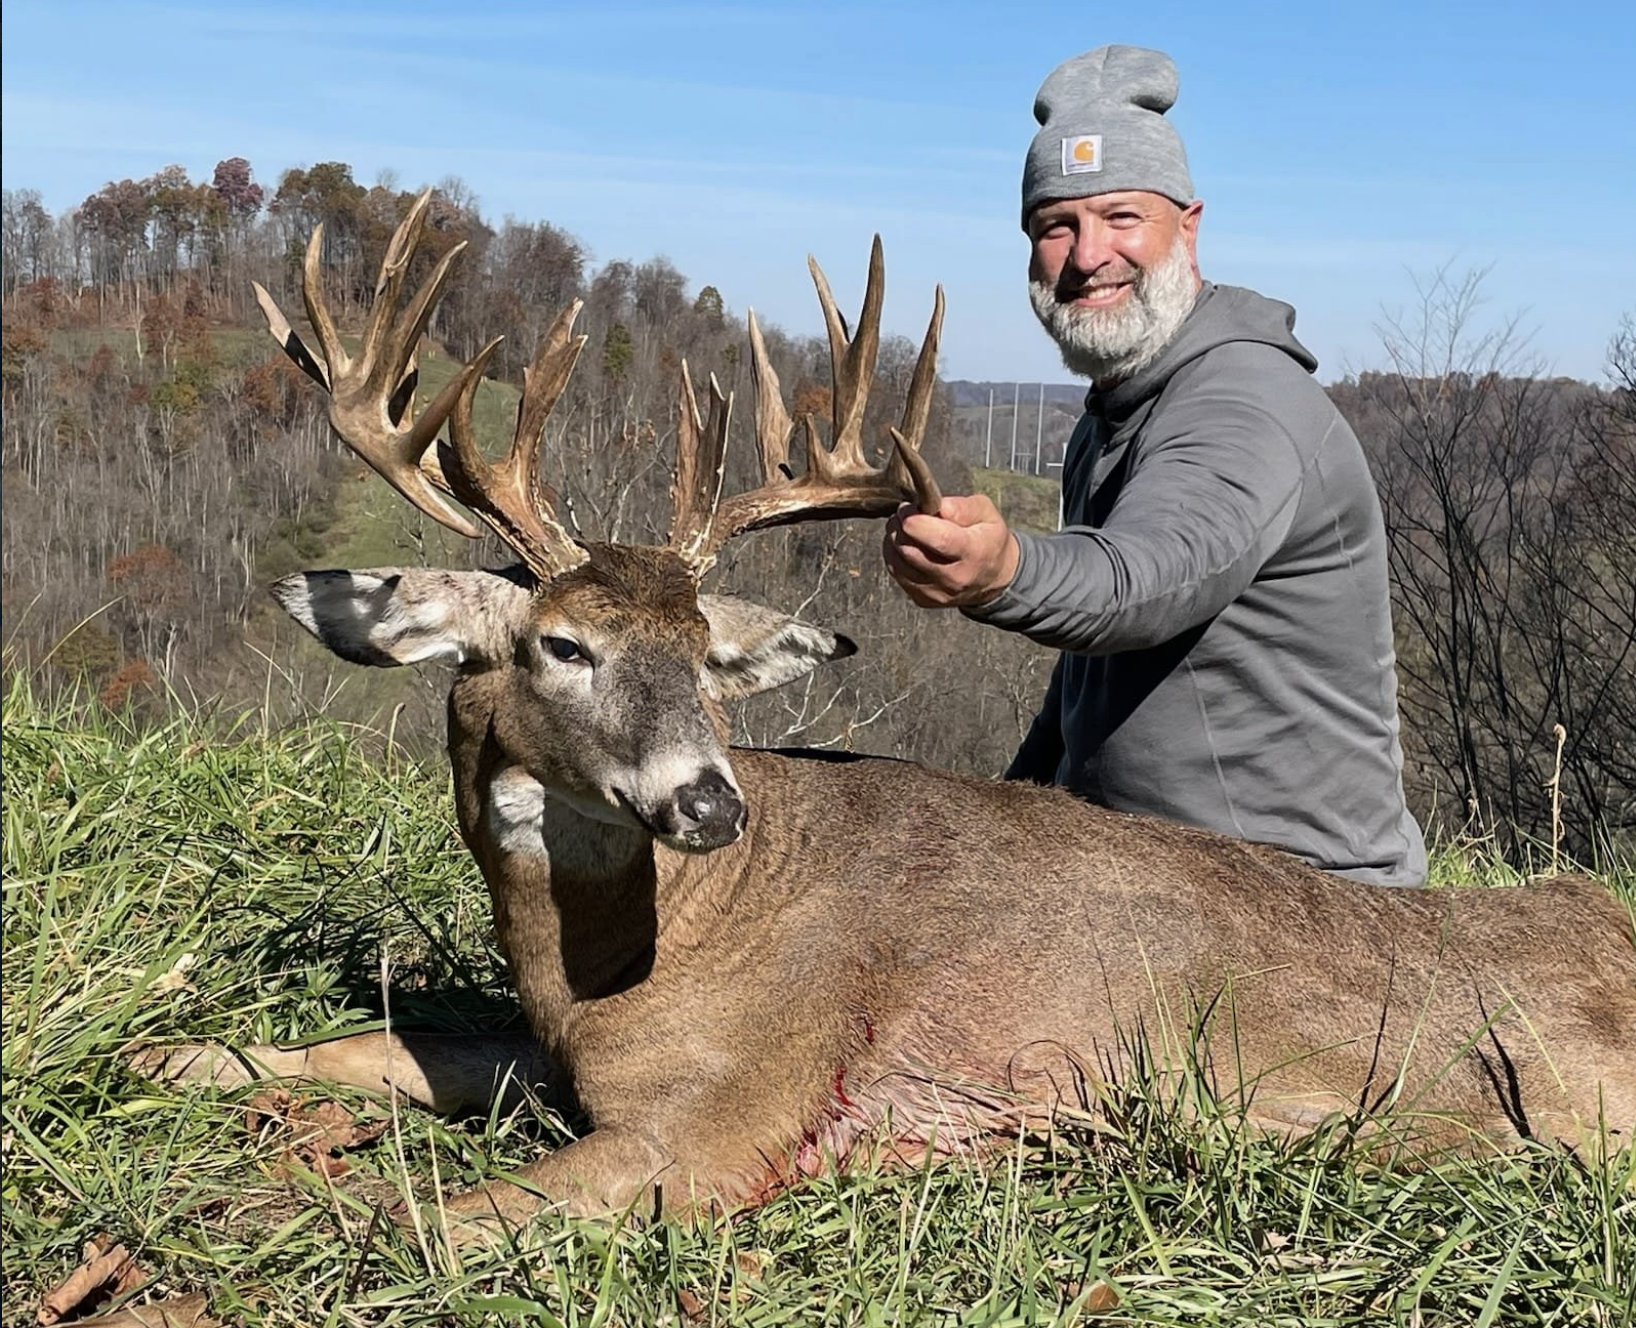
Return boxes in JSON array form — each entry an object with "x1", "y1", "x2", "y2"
[
  {"x1": 972, "y1": 467, "x2": 1062, "y2": 535},
  {"x1": 4, "y1": 683, "x2": 1632, "y2": 1326}
]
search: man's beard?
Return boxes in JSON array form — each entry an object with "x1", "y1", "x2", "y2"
[{"x1": 1029, "y1": 236, "x2": 1198, "y2": 384}]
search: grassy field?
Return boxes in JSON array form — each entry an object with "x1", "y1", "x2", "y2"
[
  {"x1": 969, "y1": 469, "x2": 1062, "y2": 537},
  {"x1": 3, "y1": 682, "x2": 1633, "y2": 1326}
]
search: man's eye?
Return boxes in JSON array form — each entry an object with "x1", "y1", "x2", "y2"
[{"x1": 543, "y1": 635, "x2": 584, "y2": 663}]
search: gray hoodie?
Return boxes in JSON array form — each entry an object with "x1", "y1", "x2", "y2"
[{"x1": 970, "y1": 283, "x2": 1426, "y2": 887}]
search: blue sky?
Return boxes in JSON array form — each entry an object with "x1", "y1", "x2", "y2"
[{"x1": 3, "y1": 0, "x2": 1633, "y2": 385}]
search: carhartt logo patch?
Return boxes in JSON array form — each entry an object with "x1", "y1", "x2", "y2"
[{"x1": 1061, "y1": 135, "x2": 1103, "y2": 175}]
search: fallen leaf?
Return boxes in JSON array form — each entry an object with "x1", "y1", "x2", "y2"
[
  {"x1": 38, "y1": 1235, "x2": 146, "y2": 1325},
  {"x1": 676, "y1": 1288, "x2": 707, "y2": 1323},
  {"x1": 245, "y1": 1090, "x2": 388, "y2": 1181},
  {"x1": 62, "y1": 1291, "x2": 218, "y2": 1327},
  {"x1": 152, "y1": 954, "x2": 197, "y2": 995},
  {"x1": 1084, "y1": 1280, "x2": 1119, "y2": 1313}
]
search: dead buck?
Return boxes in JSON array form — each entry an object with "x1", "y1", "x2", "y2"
[{"x1": 143, "y1": 192, "x2": 1635, "y2": 1242}]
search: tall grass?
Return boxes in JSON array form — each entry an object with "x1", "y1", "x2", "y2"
[{"x1": 3, "y1": 681, "x2": 1632, "y2": 1326}]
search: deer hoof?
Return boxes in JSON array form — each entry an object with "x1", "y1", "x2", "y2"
[
  {"x1": 395, "y1": 1182, "x2": 553, "y2": 1249},
  {"x1": 125, "y1": 1041, "x2": 256, "y2": 1090}
]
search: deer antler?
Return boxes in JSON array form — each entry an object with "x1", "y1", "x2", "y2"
[
  {"x1": 667, "y1": 365, "x2": 734, "y2": 572},
  {"x1": 680, "y1": 235, "x2": 944, "y2": 571},
  {"x1": 437, "y1": 301, "x2": 590, "y2": 581},
  {"x1": 252, "y1": 189, "x2": 587, "y2": 581}
]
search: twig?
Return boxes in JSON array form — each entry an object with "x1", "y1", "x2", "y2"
[{"x1": 1546, "y1": 722, "x2": 1567, "y2": 875}]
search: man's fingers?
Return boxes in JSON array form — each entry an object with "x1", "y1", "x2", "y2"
[
  {"x1": 882, "y1": 535, "x2": 944, "y2": 586},
  {"x1": 892, "y1": 513, "x2": 971, "y2": 563},
  {"x1": 882, "y1": 536, "x2": 961, "y2": 606}
]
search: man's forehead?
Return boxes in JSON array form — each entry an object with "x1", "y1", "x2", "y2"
[{"x1": 1033, "y1": 190, "x2": 1176, "y2": 220}]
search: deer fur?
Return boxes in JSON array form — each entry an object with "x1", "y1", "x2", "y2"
[{"x1": 143, "y1": 544, "x2": 1636, "y2": 1243}]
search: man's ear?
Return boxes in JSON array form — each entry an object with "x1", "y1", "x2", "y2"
[
  {"x1": 697, "y1": 594, "x2": 857, "y2": 701},
  {"x1": 270, "y1": 568, "x2": 531, "y2": 668}
]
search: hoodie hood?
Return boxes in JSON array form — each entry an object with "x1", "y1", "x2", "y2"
[{"x1": 1096, "y1": 283, "x2": 1318, "y2": 426}]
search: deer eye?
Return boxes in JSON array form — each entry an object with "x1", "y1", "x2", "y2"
[{"x1": 542, "y1": 634, "x2": 585, "y2": 664}]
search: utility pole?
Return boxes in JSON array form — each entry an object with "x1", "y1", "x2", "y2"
[
  {"x1": 1008, "y1": 382, "x2": 1020, "y2": 471},
  {"x1": 984, "y1": 388, "x2": 994, "y2": 468},
  {"x1": 1034, "y1": 382, "x2": 1045, "y2": 476}
]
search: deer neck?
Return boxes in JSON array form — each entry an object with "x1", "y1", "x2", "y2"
[{"x1": 449, "y1": 715, "x2": 745, "y2": 1051}]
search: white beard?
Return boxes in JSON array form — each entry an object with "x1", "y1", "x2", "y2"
[{"x1": 1030, "y1": 235, "x2": 1199, "y2": 385}]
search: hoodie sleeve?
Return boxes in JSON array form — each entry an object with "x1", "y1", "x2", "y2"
[
  {"x1": 1004, "y1": 655, "x2": 1065, "y2": 784},
  {"x1": 966, "y1": 351, "x2": 1308, "y2": 655}
]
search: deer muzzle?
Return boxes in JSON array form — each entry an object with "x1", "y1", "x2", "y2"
[{"x1": 651, "y1": 768, "x2": 747, "y2": 852}]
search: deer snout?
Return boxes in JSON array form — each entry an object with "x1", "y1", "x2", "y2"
[{"x1": 660, "y1": 770, "x2": 746, "y2": 852}]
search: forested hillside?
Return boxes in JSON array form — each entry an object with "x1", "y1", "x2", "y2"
[{"x1": 2, "y1": 162, "x2": 1631, "y2": 861}]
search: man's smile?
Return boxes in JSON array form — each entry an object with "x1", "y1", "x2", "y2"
[{"x1": 1067, "y1": 282, "x2": 1134, "y2": 309}]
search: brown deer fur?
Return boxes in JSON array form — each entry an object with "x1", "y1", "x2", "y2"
[{"x1": 142, "y1": 542, "x2": 1636, "y2": 1242}]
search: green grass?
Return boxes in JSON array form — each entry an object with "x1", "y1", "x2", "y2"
[{"x1": 3, "y1": 681, "x2": 1633, "y2": 1326}]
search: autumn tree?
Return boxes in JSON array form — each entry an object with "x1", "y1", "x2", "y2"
[
  {"x1": 206, "y1": 157, "x2": 264, "y2": 313},
  {"x1": 76, "y1": 177, "x2": 151, "y2": 298}
]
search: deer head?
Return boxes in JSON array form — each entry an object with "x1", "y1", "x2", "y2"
[{"x1": 259, "y1": 191, "x2": 943, "y2": 852}]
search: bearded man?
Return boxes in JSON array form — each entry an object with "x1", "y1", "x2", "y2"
[{"x1": 883, "y1": 44, "x2": 1426, "y2": 887}]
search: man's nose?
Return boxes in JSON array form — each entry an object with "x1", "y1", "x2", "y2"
[{"x1": 1067, "y1": 222, "x2": 1113, "y2": 277}]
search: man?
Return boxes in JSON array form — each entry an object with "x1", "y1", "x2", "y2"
[{"x1": 882, "y1": 44, "x2": 1426, "y2": 887}]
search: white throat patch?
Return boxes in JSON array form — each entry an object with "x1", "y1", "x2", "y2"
[{"x1": 485, "y1": 766, "x2": 549, "y2": 857}]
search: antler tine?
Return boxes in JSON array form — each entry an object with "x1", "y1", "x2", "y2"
[
  {"x1": 251, "y1": 199, "x2": 485, "y2": 539},
  {"x1": 887, "y1": 283, "x2": 947, "y2": 515},
  {"x1": 698, "y1": 240, "x2": 943, "y2": 559},
  {"x1": 746, "y1": 309, "x2": 795, "y2": 483},
  {"x1": 667, "y1": 365, "x2": 733, "y2": 574},
  {"x1": 438, "y1": 321, "x2": 589, "y2": 583},
  {"x1": 807, "y1": 235, "x2": 884, "y2": 468},
  {"x1": 369, "y1": 195, "x2": 470, "y2": 405},
  {"x1": 511, "y1": 301, "x2": 586, "y2": 512},
  {"x1": 299, "y1": 222, "x2": 347, "y2": 381},
  {"x1": 896, "y1": 284, "x2": 945, "y2": 457}
]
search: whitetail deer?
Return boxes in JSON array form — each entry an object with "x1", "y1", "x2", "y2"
[{"x1": 142, "y1": 193, "x2": 1635, "y2": 1243}]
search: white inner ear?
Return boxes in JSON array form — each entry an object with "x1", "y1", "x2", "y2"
[
  {"x1": 383, "y1": 598, "x2": 463, "y2": 664},
  {"x1": 272, "y1": 568, "x2": 531, "y2": 669},
  {"x1": 704, "y1": 619, "x2": 849, "y2": 700}
]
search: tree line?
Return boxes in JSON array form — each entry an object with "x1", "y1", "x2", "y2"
[{"x1": 1, "y1": 164, "x2": 1630, "y2": 863}]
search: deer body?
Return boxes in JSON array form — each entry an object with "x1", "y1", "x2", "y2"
[
  {"x1": 452, "y1": 729, "x2": 1634, "y2": 1217},
  {"x1": 156, "y1": 194, "x2": 1632, "y2": 1239}
]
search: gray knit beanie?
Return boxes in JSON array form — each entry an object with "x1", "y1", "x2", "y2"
[{"x1": 1021, "y1": 45, "x2": 1194, "y2": 228}]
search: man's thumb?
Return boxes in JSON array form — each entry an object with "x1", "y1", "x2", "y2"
[{"x1": 938, "y1": 492, "x2": 996, "y2": 528}]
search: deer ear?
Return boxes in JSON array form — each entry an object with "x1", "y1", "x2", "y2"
[
  {"x1": 270, "y1": 568, "x2": 531, "y2": 668},
  {"x1": 697, "y1": 594, "x2": 857, "y2": 701}
]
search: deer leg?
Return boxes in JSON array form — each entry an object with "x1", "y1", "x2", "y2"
[
  {"x1": 428, "y1": 1126, "x2": 676, "y2": 1244},
  {"x1": 130, "y1": 1031, "x2": 566, "y2": 1116}
]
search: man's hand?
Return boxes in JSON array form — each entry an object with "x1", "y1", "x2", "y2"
[{"x1": 882, "y1": 493, "x2": 1021, "y2": 609}]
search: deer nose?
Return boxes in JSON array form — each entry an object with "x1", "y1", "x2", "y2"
[{"x1": 673, "y1": 770, "x2": 745, "y2": 846}]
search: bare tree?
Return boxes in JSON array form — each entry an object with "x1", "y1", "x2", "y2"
[{"x1": 1343, "y1": 270, "x2": 1634, "y2": 858}]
